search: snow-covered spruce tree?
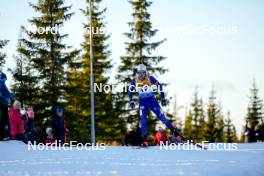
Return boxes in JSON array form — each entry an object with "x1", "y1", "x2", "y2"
[
  {"x1": 14, "y1": 0, "x2": 78, "y2": 120},
  {"x1": 245, "y1": 79, "x2": 263, "y2": 142},
  {"x1": 224, "y1": 111, "x2": 238, "y2": 143},
  {"x1": 0, "y1": 40, "x2": 8, "y2": 67},
  {"x1": 116, "y1": 0, "x2": 167, "y2": 133},
  {"x1": 66, "y1": 0, "x2": 125, "y2": 144},
  {"x1": 205, "y1": 87, "x2": 224, "y2": 142}
]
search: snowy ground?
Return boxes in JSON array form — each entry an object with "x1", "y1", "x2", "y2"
[{"x1": 0, "y1": 141, "x2": 264, "y2": 176}]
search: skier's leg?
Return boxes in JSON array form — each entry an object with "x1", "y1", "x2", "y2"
[
  {"x1": 139, "y1": 103, "x2": 149, "y2": 137},
  {"x1": 150, "y1": 98, "x2": 174, "y2": 131}
]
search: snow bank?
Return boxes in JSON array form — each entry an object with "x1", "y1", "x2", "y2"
[{"x1": 0, "y1": 141, "x2": 264, "y2": 176}]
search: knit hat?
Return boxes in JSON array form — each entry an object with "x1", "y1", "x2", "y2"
[
  {"x1": 13, "y1": 100, "x2": 21, "y2": 110},
  {"x1": 137, "y1": 64, "x2": 147, "y2": 72}
]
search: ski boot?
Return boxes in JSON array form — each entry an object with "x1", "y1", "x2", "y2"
[
  {"x1": 170, "y1": 128, "x2": 185, "y2": 144},
  {"x1": 141, "y1": 135, "x2": 149, "y2": 147}
]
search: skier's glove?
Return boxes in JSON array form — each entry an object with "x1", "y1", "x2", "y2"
[
  {"x1": 161, "y1": 99, "x2": 167, "y2": 107},
  {"x1": 129, "y1": 100, "x2": 135, "y2": 109}
]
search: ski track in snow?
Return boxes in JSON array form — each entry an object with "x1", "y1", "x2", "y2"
[{"x1": 0, "y1": 141, "x2": 264, "y2": 176}]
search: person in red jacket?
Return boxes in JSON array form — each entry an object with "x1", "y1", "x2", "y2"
[
  {"x1": 154, "y1": 127, "x2": 168, "y2": 145},
  {"x1": 8, "y1": 100, "x2": 27, "y2": 143}
]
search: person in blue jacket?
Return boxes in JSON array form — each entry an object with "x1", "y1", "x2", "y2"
[
  {"x1": 128, "y1": 64, "x2": 176, "y2": 146},
  {"x1": 0, "y1": 69, "x2": 15, "y2": 140},
  {"x1": 52, "y1": 107, "x2": 65, "y2": 144}
]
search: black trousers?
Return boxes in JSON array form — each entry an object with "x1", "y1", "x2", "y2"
[{"x1": 0, "y1": 105, "x2": 9, "y2": 140}]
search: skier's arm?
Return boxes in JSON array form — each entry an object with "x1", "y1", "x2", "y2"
[{"x1": 149, "y1": 76, "x2": 165, "y2": 99}]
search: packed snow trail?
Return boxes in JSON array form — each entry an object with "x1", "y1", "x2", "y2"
[{"x1": 0, "y1": 141, "x2": 264, "y2": 176}]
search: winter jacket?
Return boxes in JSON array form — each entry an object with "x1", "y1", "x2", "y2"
[
  {"x1": 25, "y1": 119, "x2": 35, "y2": 133},
  {"x1": 154, "y1": 130, "x2": 168, "y2": 145},
  {"x1": 129, "y1": 75, "x2": 165, "y2": 100},
  {"x1": 0, "y1": 73, "x2": 7, "y2": 82},
  {"x1": 8, "y1": 107, "x2": 27, "y2": 137},
  {"x1": 52, "y1": 114, "x2": 65, "y2": 134},
  {"x1": 0, "y1": 81, "x2": 12, "y2": 105}
]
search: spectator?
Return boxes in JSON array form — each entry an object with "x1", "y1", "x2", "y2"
[
  {"x1": 25, "y1": 107, "x2": 36, "y2": 143},
  {"x1": 154, "y1": 127, "x2": 168, "y2": 145},
  {"x1": 255, "y1": 123, "x2": 264, "y2": 142},
  {"x1": 8, "y1": 100, "x2": 27, "y2": 143},
  {"x1": 45, "y1": 127, "x2": 55, "y2": 145},
  {"x1": 244, "y1": 124, "x2": 255, "y2": 143},
  {"x1": 52, "y1": 107, "x2": 65, "y2": 144},
  {"x1": 0, "y1": 68, "x2": 14, "y2": 140}
]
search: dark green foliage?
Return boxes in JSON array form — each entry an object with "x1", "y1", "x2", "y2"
[
  {"x1": 183, "y1": 89, "x2": 206, "y2": 142},
  {"x1": 224, "y1": 111, "x2": 238, "y2": 143},
  {"x1": 11, "y1": 0, "x2": 79, "y2": 135},
  {"x1": 116, "y1": 0, "x2": 167, "y2": 134},
  {"x1": 65, "y1": 0, "x2": 125, "y2": 144},
  {"x1": 0, "y1": 40, "x2": 9, "y2": 67},
  {"x1": 245, "y1": 80, "x2": 263, "y2": 133},
  {"x1": 9, "y1": 40, "x2": 39, "y2": 108},
  {"x1": 205, "y1": 87, "x2": 224, "y2": 142}
]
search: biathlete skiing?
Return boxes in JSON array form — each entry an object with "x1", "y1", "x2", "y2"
[{"x1": 128, "y1": 64, "x2": 182, "y2": 146}]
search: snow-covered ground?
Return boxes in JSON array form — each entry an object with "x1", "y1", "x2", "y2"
[{"x1": 0, "y1": 141, "x2": 264, "y2": 176}]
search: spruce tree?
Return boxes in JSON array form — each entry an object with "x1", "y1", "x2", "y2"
[
  {"x1": 183, "y1": 110, "x2": 193, "y2": 140},
  {"x1": 11, "y1": 0, "x2": 79, "y2": 134},
  {"x1": 65, "y1": 56, "x2": 84, "y2": 142},
  {"x1": 183, "y1": 89, "x2": 206, "y2": 142},
  {"x1": 215, "y1": 101, "x2": 224, "y2": 142},
  {"x1": 0, "y1": 40, "x2": 8, "y2": 67},
  {"x1": 206, "y1": 87, "x2": 222, "y2": 142},
  {"x1": 9, "y1": 38, "x2": 39, "y2": 108},
  {"x1": 245, "y1": 79, "x2": 263, "y2": 140},
  {"x1": 198, "y1": 98, "x2": 207, "y2": 141},
  {"x1": 116, "y1": 0, "x2": 167, "y2": 134},
  {"x1": 224, "y1": 111, "x2": 237, "y2": 143},
  {"x1": 66, "y1": 0, "x2": 125, "y2": 144}
]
